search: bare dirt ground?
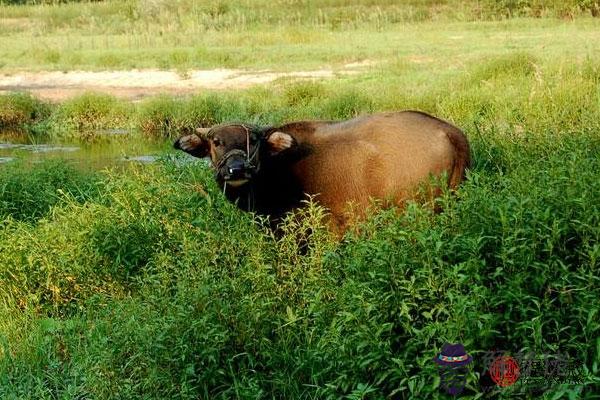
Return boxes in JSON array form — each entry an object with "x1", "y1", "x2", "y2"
[{"x1": 0, "y1": 62, "x2": 374, "y2": 102}]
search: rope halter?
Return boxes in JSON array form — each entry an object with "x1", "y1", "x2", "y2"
[{"x1": 212, "y1": 124, "x2": 261, "y2": 177}]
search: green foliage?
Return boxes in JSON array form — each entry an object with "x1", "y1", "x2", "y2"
[
  {"x1": 52, "y1": 92, "x2": 129, "y2": 138},
  {"x1": 470, "y1": 52, "x2": 538, "y2": 82},
  {"x1": 323, "y1": 88, "x2": 374, "y2": 119},
  {"x1": 3, "y1": 50, "x2": 600, "y2": 140},
  {"x1": 136, "y1": 93, "x2": 248, "y2": 138},
  {"x1": 1, "y1": 0, "x2": 598, "y2": 30},
  {"x1": 1, "y1": 3, "x2": 600, "y2": 397},
  {"x1": 0, "y1": 92, "x2": 50, "y2": 130},
  {"x1": 1, "y1": 0, "x2": 599, "y2": 72},
  {"x1": 284, "y1": 81, "x2": 327, "y2": 107},
  {"x1": 479, "y1": 0, "x2": 600, "y2": 18},
  {"x1": 136, "y1": 95, "x2": 185, "y2": 137},
  {"x1": 185, "y1": 93, "x2": 248, "y2": 129},
  {"x1": 0, "y1": 159, "x2": 100, "y2": 222},
  {"x1": 0, "y1": 128, "x2": 598, "y2": 397}
]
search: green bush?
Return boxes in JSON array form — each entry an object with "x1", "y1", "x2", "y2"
[
  {"x1": 52, "y1": 92, "x2": 129, "y2": 138},
  {"x1": 0, "y1": 92, "x2": 50, "y2": 129},
  {"x1": 185, "y1": 93, "x2": 248, "y2": 128},
  {"x1": 0, "y1": 159, "x2": 100, "y2": 222},
  {"x1": 136, "y1": 93, "x2": 249, "y2": 138},
  {"x1": 136, "y1": 95, "x2": 185, "y2": 137},
  {"x1": 4, "y1": 51, "x2": 598, "y2": 142},
  {"x1": 1, "y1": 17, "x2": 600, "y2": 397},
  {"x1": 0, "y1": 129, "x2": 598, "y2": 397}
]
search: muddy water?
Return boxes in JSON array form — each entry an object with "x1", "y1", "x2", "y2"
[{"x1": 0, "y1": 131, "x2": 177, "y2": 169}]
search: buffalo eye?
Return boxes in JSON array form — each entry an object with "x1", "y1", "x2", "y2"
[{"x1": 212, "y1": 138, "x2": 221, "y2": 146}]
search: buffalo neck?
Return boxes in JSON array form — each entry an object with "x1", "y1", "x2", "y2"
[{"x1": 220, "y1": 143, "x2": 313, "y2": 220}]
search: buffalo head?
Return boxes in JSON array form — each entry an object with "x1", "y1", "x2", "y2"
[{"x1": 174, "y1": 123, "x2": 295, "y2": 187}]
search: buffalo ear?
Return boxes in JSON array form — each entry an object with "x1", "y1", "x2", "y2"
[
  {"x1": 266, "y1": 131, "x2": 295, "y2": 155},
  {"x1": 173, "y1": 134, "x2": 210, "y2": 158}
]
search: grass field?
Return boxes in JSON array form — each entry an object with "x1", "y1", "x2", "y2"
[
  {"x1": 1, "y1": 0, "x2": 600, "y2": 72},
  {"x1": 1, "y1": 1, "x2": 600, "y2": 399}
]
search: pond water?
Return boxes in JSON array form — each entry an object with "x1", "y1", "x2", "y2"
[{"x1": 0, "y1": 131, "x2": 181, "y2": 170}]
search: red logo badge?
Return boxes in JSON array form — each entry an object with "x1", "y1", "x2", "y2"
[{"x1": 489, "y1": 356, "x2": 520, "y2": 387}]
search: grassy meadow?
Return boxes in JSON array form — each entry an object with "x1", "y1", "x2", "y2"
[
  {"x1": 0, "y1": 0, "x2": 600, "y2": 72},
  {"x1": 1, "y1": 1, "x2": 600, "y2": 399}
]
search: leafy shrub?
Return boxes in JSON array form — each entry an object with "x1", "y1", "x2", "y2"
[
  {"x1": 137, "y1": 93, "x2": 249, "y2": 138},
  {"x1": 53, "y1": 92, "x2": 129, "y2": 138},
  {"x1": 1, "y1": 22, "x2": 600, "y2": 397},
  {"x1": 480, "y1": 0, "x2": 538, "y2": 18},
  {"x1": 0, "y1": 159, "x2": 100, "y2": 222},
  {"x1": 136, "y1": 95, "x2": 185, "y2": 137},
  {"x1": 0, "y1": 92, "x2": 50, "y2": 129},
  {"x1": 185, "y1": 93, "x2": 247, "y2": 128},
  {"x1": 0, "y1": 129, "x2": 597, "y2": 397}
]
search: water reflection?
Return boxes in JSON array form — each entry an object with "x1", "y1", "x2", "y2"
[
  {"x1": 95, "y1": 128, "x2": 131, "y2": 136},
  {"x1": 0, "y1": 131, "x2": 172, "y2": 169},
  {"x1": 123, "y1": 155, "x2": 160, "y2": 163},
  {"x1": 0, "y1": 143, "x2": 80, "y2": 152}
]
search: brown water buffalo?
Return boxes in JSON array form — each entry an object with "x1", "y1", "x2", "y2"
[{"x1": 174, "y1": 111, "x2": 470, "y2": 232}]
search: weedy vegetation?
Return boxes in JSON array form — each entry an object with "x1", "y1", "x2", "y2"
[
  {"x1": 0, "y1": 159, "x2": 100, "y2": 222},
  {"x1": 1, "y1": 0, "x2": 599, "y2": 399},
  {"x1": 0, "y1": 92, "x2": 50, "y2": 132},
  {"x1": 1, "y1": 0, "x2": 600, "y2": 71}
]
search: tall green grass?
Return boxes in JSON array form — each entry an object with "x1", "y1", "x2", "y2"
[
  {"x1": 0, "y1": 126, "x2": 598, "y2": 398},
  {"x1": 1, "y1": 0, "x2": 598, "y2": 31},
  {"x1": 1, "y1": 1, "x2": 599, "y2": 71},
  {"x1": 0, "y1": 158, "x2": 100, "y2": 222},
  {"x1": 0, "y1": 92, "x2": 50, "y2": 132},
  {"x1": 2, "y1": 51, "x2": 600, "y2": 143},
  {"x1": 1, "y1": 3, "x2": 600, "y2": 397},
  {"x1": 1, "y1": 52, "x2": 599, "y2": 399}
]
